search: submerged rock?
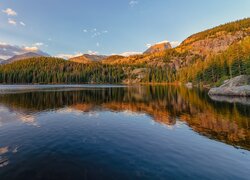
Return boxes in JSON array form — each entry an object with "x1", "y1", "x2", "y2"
[
  {"x1": 208, "y1": 75, "x2": 250, "y2": 96},
  {"x1": 209, "y1": 95, "x2": 250, "y2": 105}
]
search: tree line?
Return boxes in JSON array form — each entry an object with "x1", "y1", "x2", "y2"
[
  {"x1": 0, "y1": 57, "x2": 176, "y2": 84},
  {"x1": 0, "y1": 36, "x2": 250, "y2": 85},
  {"x1": 177, "y1": 37, "x2": 250, "y2": 86},
  {"x1": 0, "y1": 58, "x2": 125, "y2": 84}
]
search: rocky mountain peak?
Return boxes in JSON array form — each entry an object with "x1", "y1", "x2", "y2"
[{"x1": 144, "y1": 42, "x2": 172, "y2": 54}]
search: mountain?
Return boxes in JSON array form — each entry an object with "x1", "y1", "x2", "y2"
[
  {"x1": 0, "y1": 43, "x2": 49, "y2": 60},
  {"x1": 177, "y1": 18, "x2": 250, "y2": 56},
  {"x1": 2, "y1": 52, "x2": 50, "y2": 64},
  {"x1": 101, "y1": 55, "x2": 125, "y2": 64},
  {"x1": 0, "y1": 18, "x2": 250, "y2": 86},
  {"x1": 69, "y1": 54, "x2": 107, "y2": 64},
  {"x1": 103, "y1": 18, "x2": 250, "y2": 69},
  {"x1": 144, "y1": 42, "x2": 172, "y2": 54}
]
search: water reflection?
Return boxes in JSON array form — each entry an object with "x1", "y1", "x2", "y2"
[{"x1": 0, "y1": 86, "x2": 249, "y2": 150}]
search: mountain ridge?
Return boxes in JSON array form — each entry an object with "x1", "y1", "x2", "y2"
[
  {"x1": 69, "y1": 54, "x2": 107, "y2": 64},
  {"x1": 2, "y1": 52, "x2": 50, "y2": 64},
  {"x1": 0, "y1": 18, "x2": 250, "y2": 86}
]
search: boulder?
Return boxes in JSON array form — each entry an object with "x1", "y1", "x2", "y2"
[{"x1": 208, "y1": 75, "x2": 250, "y2": 96}]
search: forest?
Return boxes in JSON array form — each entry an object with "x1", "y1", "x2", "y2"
[
  {"x1": 0, "y1": 18, "x2": 250, "y2": 85},
  {"x1": 0, "y1": 35, "x2": 250, "y2": 85},
  {"x1": 0, "y1": 57, "x2": 176, "y2": 84},
  {"x1": 178, "y1": 37, "x2": 250, "y2": 86}
]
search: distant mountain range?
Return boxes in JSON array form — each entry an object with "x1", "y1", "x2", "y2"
[
  {"x1": 1, "y1": 52, "x2": 50, "y2": 64},
  {"x1": 1, "y1": 39, "x2": 172, "y2": 65},
  {"x1": 0, "y1": 18, "x2": 250, "y2": 86},
  {"x1": 69, "y1": 54, "x2": 107, "y2": 64},
  {"x1": 69, "y1": 42, "x2": 172, "y2": 64}
]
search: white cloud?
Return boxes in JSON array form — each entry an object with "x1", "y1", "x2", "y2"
[
  {"x1": 8, "y1": 18, "x2": 17, "y2": 25},
  {"x1": 0, "y1": 43, "x2": 46, "y2": 60},
  {"x1": 92, "y1": 32, "x2": 101, "y2": 38},
  {"x1": 56, "y1": 50, "x2": 99, "y2": 59},
  {"x1": 56, "y1": 53, "x2": 83, "y2": 59},
  {"x1": 33, "y1": 42, "x2": 44, "y2": 46},
  {"x1": 23, "y1": 46, "x2": 39, "y2": 51},
  {"x1": 88, "y1": 50, "x2": 99, "y2": 55},
  {"x1": 129, "y1": 0, "x2": 139, "y2": 7},
  {"x1": 96, "y1": 42, "x2": 100, "y2": 47},
  {"x1": 155, "y1": 40, "x2": 170, "y2": 45},
  {"x1": 2, "y1": 8, "x2": 17, "y2": 16},
  {"x1": 119, "y1": 51, "x2": 142, "y2": 56},
  {"x1": 170, "y1": 41, "x2": 180, "y2": 47},
  {"x1": 0, "y1": 42, "x2": 7, "y2": 46},
  {"x1": 156, "y1": 40, "x2": 180, "y2": 47},
  {"x1": 147, "y1": 40, "x2": 180, "y2": 48},
  {"x1": 83, "y1": 28, "x2": 108, "y2": 38},
  {"x1": 20, "y1": 21, "x2": 26, "y2": 26}
]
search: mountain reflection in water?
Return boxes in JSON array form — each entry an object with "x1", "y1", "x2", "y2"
[{"x1": 0, "y1": 85, "x2": 249, "y2": 150}]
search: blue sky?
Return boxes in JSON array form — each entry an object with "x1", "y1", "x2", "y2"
[{"x1": 0, "y1": 0, "x2": 250, "y2": 58}]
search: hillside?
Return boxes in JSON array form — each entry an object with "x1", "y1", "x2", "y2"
[
  {"x1": 69, "y1": 54, "x2": 107, "y2": 64},
  {"x1": 178, "y1": 36, "x2": 250, "y2": 85},
  {"x1": 177, "y1": 18, "x2": 250, "y2": 56},
  {"x1": 103, "y1": 18, "x2": 250, "y2": 68}
]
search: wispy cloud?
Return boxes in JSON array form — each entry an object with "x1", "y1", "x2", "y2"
[
  {"x1": 0, "y1": 43, "x2": 44, "y2": 60},
  {"x1": 83, "y1": 28, "x2": 108, "y2": 38},
  {"x1": 2, "y1": 8, "x2": 17, "y2": 16},
  {"x1": 170, "y1": 41, "x2": 180, "y2": 47},
  {"x1": 146, "y1": 40, "x2": 180, "y2": 48},
  {"x1": 56, "y1": 50, "x2": 99, "y2": 59},
  {"x1": 56, "y1": 53, "x2": 83, "y2": 60},
  {"x1": 92, "y1": 30, "x2": 108, "y2": 38},
  {"x1": 33, "y1": 42, "x2": 44, "y2": 46},
  {"x1": 129, "y1": 0, "x2": 139, "y2": 7},
  {"x1": 119, "y1": 51, "x2": 142, "y2": 56},
  {"x1": 88, "y1": 50, "x2": 99, "y2": 55},
  {"x1": 20, "y1": 21, "x2": 26, "y2": 26},
  {"x1": 23, "y1": 46, "x2": 39, "y2": 51},
  {"x1": 8, "y1": 18, "x2": 17, "y2": 25}
]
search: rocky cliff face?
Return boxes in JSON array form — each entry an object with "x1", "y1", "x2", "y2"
[
  {"x1": 144, "y1": 42, "x2": 172, "y2": 54},
  {"x1": 178, "y1": 18, "x2": 250, "y2": 57},
  {"x1": 178, "y1": 30, "x2": 250, "y2": 57}
]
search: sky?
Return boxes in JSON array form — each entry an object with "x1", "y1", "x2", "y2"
[{"x1": 0, "y1": 0, "x2": 250, "y2": 59}]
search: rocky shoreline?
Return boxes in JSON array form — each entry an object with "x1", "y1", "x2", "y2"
[{"x1": 208, "y1": 75, "x2": 250, "y2": 97}]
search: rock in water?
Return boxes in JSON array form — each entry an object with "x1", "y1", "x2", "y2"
[{"x1": 208, "y1": 75, "x2": 250, "y2": 96}]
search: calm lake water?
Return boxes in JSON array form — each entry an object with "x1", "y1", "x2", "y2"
[{"x1": 0, "y1": 85, "x2": 249, "y2": 180}]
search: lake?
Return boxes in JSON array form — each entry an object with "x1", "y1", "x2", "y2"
[{"x1": 0, "y1": 85, "x2": 249, "y2": 180}]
